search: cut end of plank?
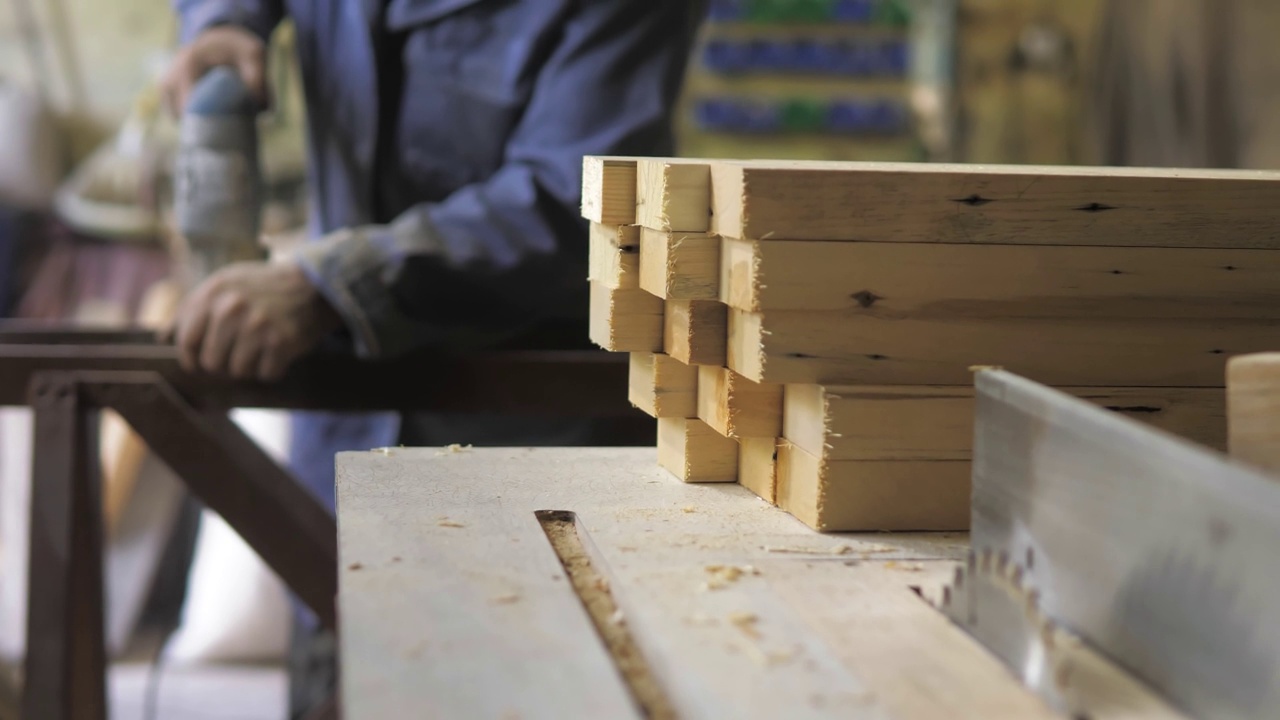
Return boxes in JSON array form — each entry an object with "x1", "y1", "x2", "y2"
[
  {"x1": 589, "y1": 281, "x2": 663, "y2": 352},
  {"x1": 657, "y1": 417, "x2": 738, "y2": 483},
  {"x1": 639, "y1": 228, "x2": 720, "y2": 300},
  {"x1": 664, "y1": 299, "x2": 728, "y2": 367},
  {"x1": 718, "y1": 237, "x2": 764, "y2": 312},
  {"x1": 637, "y1": 160, "x2": 712, "y2": 232},
  {"x1": 726, "y1": 308, "x2": 768, "y2": 382},
  {"x1": 582, "y1": 157, "x2": 638, "y2": 226},
  {"x1": 630, "y1": 352, "x2": 697, "y2": 419},
  {"x1": 588, "y1": 223, "x2": 641, "y2": 289},
  {"x1": 739, "y1": 437, "x2": 779, "y2": 504}
]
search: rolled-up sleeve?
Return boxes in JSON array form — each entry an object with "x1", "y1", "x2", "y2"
[
  {"x1": 174, "y1": 0, "x2": 284, "y2": 43},
  {"x1": 293, "y1": 0, "x2": 705, "y2": 359}
]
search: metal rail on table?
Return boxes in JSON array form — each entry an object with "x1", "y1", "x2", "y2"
[{"x1": 1, "y1": 326, "x2": 637, "y2": 720}]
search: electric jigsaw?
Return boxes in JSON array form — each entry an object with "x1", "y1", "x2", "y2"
[{"x1": 173, "y1": 66, "x2": 263, "y2": 282}]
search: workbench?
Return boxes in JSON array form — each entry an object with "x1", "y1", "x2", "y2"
[{"x1": 336, "y1": 447, "x2": 1064, "y2": 719}]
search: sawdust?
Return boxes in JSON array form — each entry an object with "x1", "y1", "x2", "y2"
[
  {"x1": 347, "y1": 562, "x2": 363, "y2": 571},
  {"x1": 884, "y1": 561, "x2": 924, "y2": 572},
  {"x1": 703, "y1": 564, "x2": 762, "y2": 590},
  {"x1": 436, "y1": 443, "x2": 474, "y2": 456},
  {"x1": 681, "y1": 506, "x2": 697, "y2": 513},
  {"x1": 728, "y1": 612, "x2": 761, "y2": 639},
  {"x1": 491, "y1": 594, "x2": 520, "y2": 605},
  {"x1": 437, "y1": 518, "x2": 466, "y2": 528}
]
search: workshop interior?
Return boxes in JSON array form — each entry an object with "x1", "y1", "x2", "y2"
[{"x1": 3, "y1": 0, "x2": 1280, "y2": 718}]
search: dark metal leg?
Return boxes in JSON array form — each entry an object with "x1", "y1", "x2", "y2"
[
  {"x1": 97, "y1": 373, "x2": 338, "y2": 628},
  {"x1": 23, "y1": 373, "x2": 106, "y2": 720}
]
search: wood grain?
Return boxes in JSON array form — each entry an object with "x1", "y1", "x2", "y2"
[
  {"x1": 710, "y1": 159, "x2": 1280, "y2": 247},
  {"x1": 582, "y1": 157, "x2": 638, "y2": 226},
  {"x1": 590, "y1": 281, "x2": 663, "y2": 353},
  {"x1": 777, "y1": 440, "x2": 971, "y2": 532},
  {"x1": 637, "y1": 159, "x2": 711, "y2": 232},
  {"x1": 657, "y1": 417, "x2": 738, "y2": 483},
  {"x1": 664, "y1": 299, "x2": 727, "y2": 367},
  {"x1": 629, "y1": 352, "x2": 697, "y2": 419},
  {"x1": 697, "y1": 365, "x2": 783, "y2": 439},
  {"x1": 588, "y1": 223, "x2": 641, "y2": 290},
  {"x1": 639, "y1": 228, "x2": 720, "y2": 300},
  {"x1": 718, "y1": 236, "x2": 1280, "y2": 313},
  {"x1": 1227, "y1": 353, "x2": 1280, "y2": 474},
  {"x1": 738, "y1": 437, "x2": 778, "y2": 504},
  {"x1": 783, "y1": 384, "x2": 1226, "y2": 462},
  {"x1": 336, "y1": 447, "x2": 1115, "y2": 719},
  {"x1": 729, "y1": 307, "x2": 1280, "y2": 386}
]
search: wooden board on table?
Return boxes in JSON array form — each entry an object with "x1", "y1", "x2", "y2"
[
  {"x1": 639, "y1": 228, "x2": 720, "y2": 300},
  {"x1": 582, "y1": 157, "x2": 638, "y2": 226},
  {"x1": 664, "y1": 299, "x2": 727, "y2": 367},
  {"x1": 697, "y1": 365, "x2": 783, "y2": 439},
  {"x1": 629, "y1": 352, "x2": 697, "y2": 419},
  {"x1": 709, "y1": 160, "x2": 1280, "y2": 247},
  {"x1": 776, "y1": 441, "x2": 971, "y2": 532},
  {"x1": 718, "y1": 237, "x2": 1280, "y2": 313},
  {"x1": 338, "y1": 447, "x2": 1065, "y2": 719},
  {"x1": 588, "y1": 223, "x2": 640, "y2": 290},
  {"x1": 783, "y1": 384, "x2": 1227, "y2": 461},
  {"x1": 728, "y1": 307, "x2": 1280, "y2": 387},
  {"x1": 657, "y1": 417, "x2": 738, "y2": 483},
  {"x1": 589, "y1": 281, "x2": 663, "y2": 353},
  {"x1": 636, "y1": 159, "x2": 711, "y2": 232}
]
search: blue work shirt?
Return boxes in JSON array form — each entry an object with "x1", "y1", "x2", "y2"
[{"x1": 175, "y1": 0, "x2": 705, "y2": 509}]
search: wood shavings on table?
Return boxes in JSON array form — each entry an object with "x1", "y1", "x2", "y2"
[
  {"x1": 436, "y1": 443, "x2": 474, "y2": 456},
  {"x1": 703, "y1": 564, "x2": 761, "y2": 590}
]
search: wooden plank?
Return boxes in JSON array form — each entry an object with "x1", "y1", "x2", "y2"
[
  {"x1": 972, "y1": 370, "x2": 1280, "y2": 718},
  {"x1": 709, "y1": 159, "x2": 1280, "y2": 247},
  {"x1": 776, "y1": 440, "x2": 971, "y2": 532},
  {"x1": 784, "y1": 385, "x2": 1226, "y2": 461},
  {"x1": 639, "y1": 228, "x2": 720, "y2": 300},
  {"x1": 340, "y1": 447, "x2": 1066, "y2": 719},
  {"x1": 637, "y1": 159, "x2": 711, "y2": 232},
  {"x1": 628, "y1": 352, "x2": 697, "y2": 419},
  {"x1": 738, "y1": 437, "x2": 778, "y2": 504},
  {"x1": 588, "y1": 223, "x2": 640, "y2": 290},
  {"x1": 337, "y1": 450, "x2": 641, "y2": 719},
  {"x1": 663, "y1": 299, "x2": 727, "y2": 367},
  {"x1": 761, "y1": 561, "x2": 1060, "y2": 720},
  {"x1": 589, "y1": 281, "x2": 663, "y2": 353},
  {"x1": 657, "y1": 417, "x2": 738, "y2": 483},
  {"x1": 697, "y1": 365, "x2": 783, "y2": 439},
  {"x1": 718, "y1": 236, "x2": 1280, "y2": 313},
  {"x1": 728, "y1": 307, "x2": 1280, "y2": 386},
  {"x1": 582, "y1": 156, "x2": 637, "y2": 226},
  {"x1": 1227, "y1": 353, "x2": 1280, "y2": 474}
]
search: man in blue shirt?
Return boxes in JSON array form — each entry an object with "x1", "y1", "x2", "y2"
[{"x1": 164, "y1": 1, "x2": 704, "y2": 714}]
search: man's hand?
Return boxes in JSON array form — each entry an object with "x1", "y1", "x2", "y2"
[
  {"x1": 163, "y1": 25, "x2": 270, "y2": 116},
  {"x1": 169, "y1": 262, "x2": 343, "y2": 381}
]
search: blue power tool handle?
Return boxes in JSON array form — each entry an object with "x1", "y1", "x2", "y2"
[{"x1": 185, "y1": 66, "x2": 257, "y2": 117}]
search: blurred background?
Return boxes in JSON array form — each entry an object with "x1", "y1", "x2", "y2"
[{"x1": 1, "y1": 0, "x2": 1278, "y2": 717}]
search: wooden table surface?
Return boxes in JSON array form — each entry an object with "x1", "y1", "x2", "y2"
[{"x1": 335, "y1": 448, "x2": 1062, "y2": 719}]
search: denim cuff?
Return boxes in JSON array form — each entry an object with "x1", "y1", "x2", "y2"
[
  {"x1": 180, "y1": 2, "x2": 278, "y2": 44},
  {"x1": 289, "y1": 216, "x2": 445, "y2": 359}
]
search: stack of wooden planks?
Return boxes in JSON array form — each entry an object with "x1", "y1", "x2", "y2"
[{"x1": 585, "y1": 156, "x2": 1280, "y2": 531}]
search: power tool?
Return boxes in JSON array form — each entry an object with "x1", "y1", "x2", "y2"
[{"x1": 173, "y1": 66, "x2": 263, "y2": 282}]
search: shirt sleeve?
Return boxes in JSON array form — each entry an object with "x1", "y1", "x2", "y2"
[
  {"x1": 173, "y1": 0, "x2": 284, "y2": 43},
  {"x1": 292, "y1": 0, "x2": 706, "y2": 359}
]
